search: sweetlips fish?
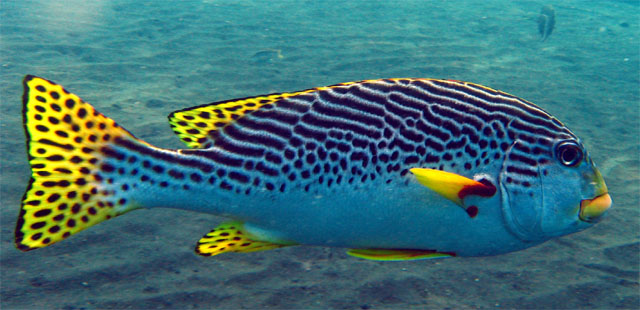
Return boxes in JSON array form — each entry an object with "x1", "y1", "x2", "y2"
[{"x1": 15, "y1": 75, "x2": 611, "y2": 261}]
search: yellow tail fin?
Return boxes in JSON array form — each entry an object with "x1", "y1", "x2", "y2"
[{"x1": 16, "y1": 75, "x2": 142, "y2": 251}]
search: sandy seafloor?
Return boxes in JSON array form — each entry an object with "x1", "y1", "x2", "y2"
[{"x1": 0, "y1": 0, "x2": 638, "y2": 309}]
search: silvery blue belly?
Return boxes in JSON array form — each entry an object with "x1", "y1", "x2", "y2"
[{"x1": 179, "y1": 177, "x2": 537, "y2": 257}]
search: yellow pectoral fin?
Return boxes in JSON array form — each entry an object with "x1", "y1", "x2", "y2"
[
  {"x1": 409, "y1": 168, "x2": 496, "y2": 206},
  {"x1": 347, "y1": 249, "x2": 455, "y2": 261},
  {"x1": 195, "y1": 222, "x2": 291, "y2": 257}
]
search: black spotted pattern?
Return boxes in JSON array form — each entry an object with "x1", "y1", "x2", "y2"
[{"x1": 148, "y1": 79, "x2": 576, "y2": 196}]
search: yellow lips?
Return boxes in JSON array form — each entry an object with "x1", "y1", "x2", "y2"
[{"x1": 579, "y1": 193, "x2": 612, "y2": 222}]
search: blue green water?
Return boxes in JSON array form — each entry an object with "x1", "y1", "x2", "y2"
[{"x1": 1, "y1": 1, "x2": 638, "y2": 309}]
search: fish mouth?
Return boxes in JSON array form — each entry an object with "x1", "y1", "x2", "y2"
[{"x1": 579, "y1": 193, "x2": 612, "y2": 223}]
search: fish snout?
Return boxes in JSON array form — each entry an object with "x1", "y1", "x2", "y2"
[{"x1": 579, "y1": 193, "x2": 612, "y2": 223}]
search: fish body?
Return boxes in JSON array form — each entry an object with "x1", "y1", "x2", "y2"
[
  {"x1": 538, "y1": 5, "x2": 556, "y2": 41},
  {"x1": 16, "y1": 76, "x2": 610, "y2": 260}
]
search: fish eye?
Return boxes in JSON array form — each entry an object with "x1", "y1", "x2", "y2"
[{"x1": 555, "y1": 141, "x2": 583, "y2": 167}]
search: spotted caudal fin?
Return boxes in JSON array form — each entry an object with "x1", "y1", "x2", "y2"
[{"x1": 16, "y1": 75, "x2": 144, "y2": 251}]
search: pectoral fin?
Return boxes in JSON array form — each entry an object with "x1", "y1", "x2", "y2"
[
  {"x1": 410, "y1": 168, "x2": 496, "y2": 217},
  {"x1": 410, "y1": 168, "x2": 496, "y2": 204},
  {"x1": 347, "y1": 248, "x2": 455, "y2": 261},
  {"x1": 195, "y1": 222, "x2": 291, "y2": 257}
]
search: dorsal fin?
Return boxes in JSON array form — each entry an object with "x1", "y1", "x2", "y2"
[
  {"x1": 168, "y1": 94, "x2": 288, "y2": 148},
  {"x1": 167, "y1": 81, "x2": 359, "y2": 149}
]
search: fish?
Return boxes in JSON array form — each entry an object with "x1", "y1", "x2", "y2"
[
  {"x1": 15, "y1": 75, "x2": 611, "y2": 261},
  {"x1": 538, "y1": 5, "x2": 556, "y2": 41}
]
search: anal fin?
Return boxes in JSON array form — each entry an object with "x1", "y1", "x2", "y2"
[
  {"x1": 195, "y1": 222, "x2": 290, "y2": 257},
  {"x1": 347, "y1": 248, "x2": 455, "y2": 261}
]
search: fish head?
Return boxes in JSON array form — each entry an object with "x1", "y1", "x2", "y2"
[{"x1": 499, "y1": 136, "x2": 611, "y2": 242}]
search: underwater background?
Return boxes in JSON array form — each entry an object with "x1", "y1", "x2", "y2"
[{"x1": 1, "y1": 0, "x2": 638, "y2": 309}]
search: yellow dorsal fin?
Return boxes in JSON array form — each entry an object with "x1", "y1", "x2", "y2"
[
  {"x1": 167, "y1": 81, "x2": 361, "y2": 149},
  {"x1": 347, "y1": 249, "x2": 455, "y2": 261},
  {"x1": 195, "y1": 222, "x2": 291, "y2": 257},
  {"x1": 168, "y1": 94, "x2": 288, "y2": 148}
]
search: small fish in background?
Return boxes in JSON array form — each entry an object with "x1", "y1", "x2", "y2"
[
  {"x1": 15, "y1": 75, "x2": 611, "y2": 261},
  {"x1": 251, "y1": 49, "x2": 284, "y2": 64},
  {"x1": 538, "y1": 5, "x2": 556, "y2": 41}
]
